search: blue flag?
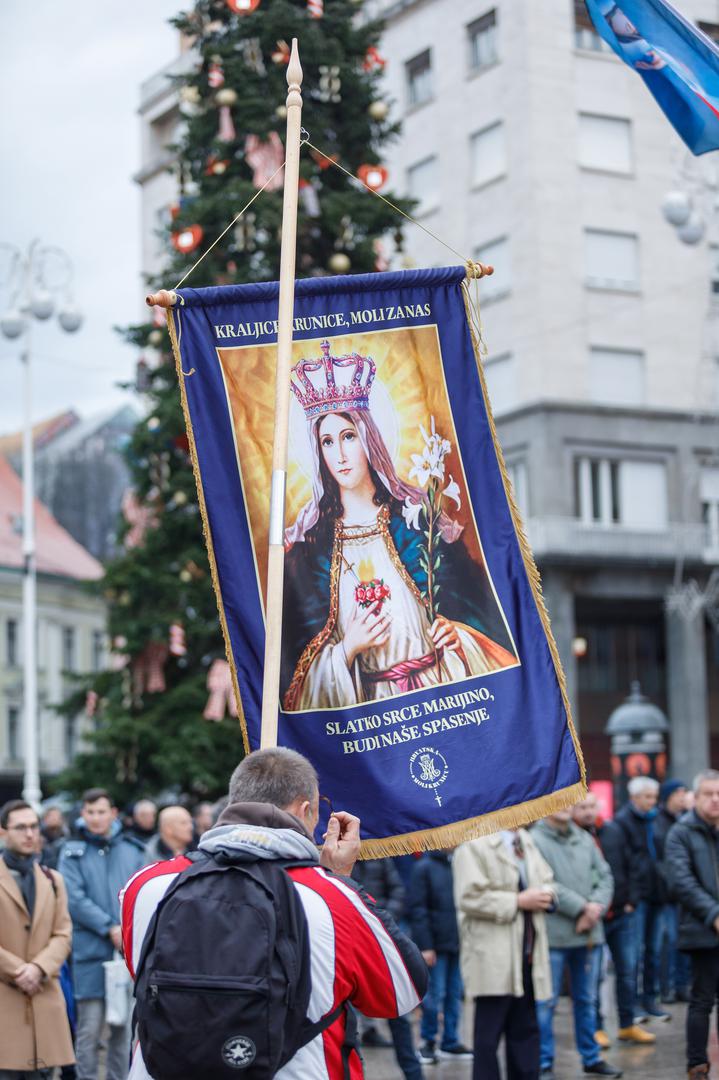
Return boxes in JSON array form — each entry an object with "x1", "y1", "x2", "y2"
[
  {"x1": 168, "y1": 267, "x2": 584, "y2": 855},
  {"x1": 584, "y1": 0, "x2": 719, "y2": 154}
]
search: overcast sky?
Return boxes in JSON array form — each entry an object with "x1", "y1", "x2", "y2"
[{"x1": 0, "y1": 1, "x2": 183, "y2": 434}]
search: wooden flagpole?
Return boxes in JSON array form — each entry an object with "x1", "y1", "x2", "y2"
[{"x1": 260, "y1": 39, "x2": 303, "y2": 748}]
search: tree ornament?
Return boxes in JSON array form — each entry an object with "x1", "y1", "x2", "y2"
[
  {"x1": 275, "y1": 104, "x2": 288, "y2": 120},
  {"x1": 241, "y1": 37, "x2": 266, "y2": 75},
  {"x1": 373, "y1": 239, "x2": 389, "y2": 272},
  {"x1": 310, "y1": 148, "x2": 338, "y2": 170},
  {"x1": 234, "y1": 212, "x2": 257, "y2": 251},
  {"x1": 205, "y1": 154, "x2": 230, "y2": 176},
  {"x1": 208, "y1": 59, "x2": 225, "y2": 89},
  {"x1": 245, "y1": 133, "x2": 285, "y2": 190},
  {"x1": 215, "y1": 87, "x2": 238, "y2": 106},
  {"x1": 136, "y1": 358, "x2": 150, "y2": 392},
  {"x1": 226, "y1": 0, "x2": 261, "y2": 12},
  {"x1": 307, "y1": 0, "x2": 324, "y2": 17},
  {"x1": 169, "y1": 622, "x2": 187, "y2": 657},
  {"x1": 357, "y1": 163, "x2": 388, "y2": 190},
  {"x1": 272, "y1": 39, "x2": 290, "y2": 64},
  {"x1": 132, "y1": 641, "x2": 169, "y2": 698},
  {"x1": 203, "y1": 658, "x2": 238, "y2": 720},
  {"x1": 85, "y1": 690, "x2": 99, "y2": 718},
  {"x1": 179, "y1": 568, "x2": 193, "y2": 583},
  {"x1": 363, "y1": 46, "x2": 387, "y2": 71},
  {"x1": 147, "y1": 416, "x2": 161, "y2": 431},
  {"x1": 148, "y1": 328, "x2": 163, "y2": 346},
  {"x1": 368, "y1": 99, "x2": 388, "y2": 121},
  {"x1": 329, "y1": 252, "x2": 351, "y2": 273},
  {"x1": 299, "y1": 179, "x2": 321, "y2": 218},
  {"x1": 318, "y1": 65, "x2": 341, "y2": 103},
  {"x1": 174, "y1": 433, "x2": 190, "y2": 454},
  {"x1": 179, "y1": 84, "x2": 202, "y2": 117},
  {"x1": 172, "y1": 490, "x2": 189, "y2": 507},
  {"x1": 338, "y1": 215, "x2": 356, "y2": 249},
  {"x1": 122, "y1": 490, "x2": 158, "y2": 549},
  {"x1": 172, "y1": 225, "x2": 204, "y2": 253}
]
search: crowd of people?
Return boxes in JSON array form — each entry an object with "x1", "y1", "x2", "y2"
[{"x1": 2, "y1": 762, "x2": 719, "y2": 1079}]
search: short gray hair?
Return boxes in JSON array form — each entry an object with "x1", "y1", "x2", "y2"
[
  {"x1": 627, "y1": 776, "x2": 659, "y2": 797},
  {"x1": 228, "y1": 748, "x2": 318, "y2": 809},
  {"x1": 693, "y1": 769, "x2": 719, "y2": 794}
]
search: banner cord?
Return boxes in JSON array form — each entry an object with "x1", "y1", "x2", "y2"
[{"x1": 172, "y1": 136, "x2": 491, "y2": 293}]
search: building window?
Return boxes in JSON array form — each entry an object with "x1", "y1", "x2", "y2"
[
  {"x1": 578, "y1": 114, "x2": 632, "y2": 173},
  {"x1": 468, "y1": 10, "x2": 498, "y2": 72},
  {"x1": 7, "y1": 706, "x2": 19, "y2": 760},
  {"x1": 407, "y1": 155, "x2": 439, "y2": 215},
  {"x1": 589, "y1": 347, "x2": 645, "y2": 406},
  {"x1": 470, "y1": 122, "x2": 506, "y2": 187},
  {"x1": 577, "y1": 617, "x2": 665, "y2": 697},
  {"x1": 574, "y1": 0, "x2": 610, "y2": 52},
  {"x1": 506, "y1": 459, "x2": 529, "y2": 518},
  {"x1": 6, "y1": 619, "x2": 18, "y2": 667},
  {"x1": 92, "y1": 630, "x2": 105, "y2": 672},
  {"x1": 574, "y1": 457, "x2": 668, "y2": 529},
  {"x1": 483, "y1": 352, "x2": 517, "y2": 416},
  {"x1": 405, "y1": 49, "x2": 432, "y2": 108},
  {"x1": 710, "y1": 245, "x2": 719, "y2": 297},
  {"x1": 584, "y1": 229, "x2": 640, "y2": 291},
  {"x1": 62, "y1": 626, "x2": 76, "y2": 672},
  {"x1": 701, "y1": 466, "x2": 719, "y2": 550},
  {"x1": 474, "y1": 237, "x2": 510, "y2": 301}
]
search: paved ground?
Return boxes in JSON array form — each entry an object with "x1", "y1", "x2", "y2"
[{"x1": 362, "y1": 992, "x2": 719, "y2": 1078}]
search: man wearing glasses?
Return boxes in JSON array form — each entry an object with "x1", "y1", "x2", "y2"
[{"x1": 0, "y1": 799, "x2": 75, "y2": 1078}]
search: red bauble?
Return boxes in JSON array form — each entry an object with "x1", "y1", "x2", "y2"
[
  {"x1": 171, "y1": 225, "x2": 204, "y2": 254},
  {"x1": 357, "y1": 163, "x2": 388, "y2": 191},
  {"x1": 226, "y1": 0, "x2": 261, "y2": 12},
  {"x1": 363, "y1": 46, "x2": 387, "y2": 71}
]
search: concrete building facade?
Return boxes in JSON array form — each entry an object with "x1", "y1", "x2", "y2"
[{"x1": 136, "y1": 0, "x2": 719, "y2": 784}]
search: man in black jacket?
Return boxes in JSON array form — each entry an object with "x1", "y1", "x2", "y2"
[
  {"x1": 613, "y1": 776, "x2": 669, "y2": 1021},
  {"x1": 409, "y1": 851, "x2": 473, "y2": 1065},
  {"x1": 665, "y1": 769, "x2": 719, "y2": 1079}
]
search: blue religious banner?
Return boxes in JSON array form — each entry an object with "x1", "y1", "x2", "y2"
[
  {"x1": 167, "y1": 266, "x2": 585, "y2": 855},
  {"x1": 584, "y1": 0, "x2": 719, "y2": 155}
]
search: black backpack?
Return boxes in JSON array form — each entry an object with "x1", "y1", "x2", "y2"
[{"x1": 134, "y1": 851, "x2": 341, "y2": 1079}]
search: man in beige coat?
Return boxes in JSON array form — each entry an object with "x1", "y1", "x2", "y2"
[
  {"x1": 0, "y1": 799, "x2": 74, "y2": 1078},
  {"x1": 454, "y1": 828, "x2": 555, "y2": 1080}
]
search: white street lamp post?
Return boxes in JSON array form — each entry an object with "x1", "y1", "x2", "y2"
[{"x1": 0, "y1": 240, "x2": 83, "y2": 808}]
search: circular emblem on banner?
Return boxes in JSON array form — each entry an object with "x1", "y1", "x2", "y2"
[
  {"x1": 409, "y1": 747, "x2": 449, "y2": 791},
  {"x1": 221, "y1": 1035, "x2": 257, "y2": 1069}
]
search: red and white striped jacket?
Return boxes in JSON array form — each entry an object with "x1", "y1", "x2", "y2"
[{"x1": 120, "y1": 811, "x2": 427, "y2": 1079}]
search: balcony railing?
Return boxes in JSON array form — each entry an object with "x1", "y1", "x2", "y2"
[{"x1": 525, "y1": 518, "x2": 717, "y2": 564}]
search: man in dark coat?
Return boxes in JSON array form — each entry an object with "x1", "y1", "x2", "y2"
[
  {"x1": 351, "y1": 858, "x2": 423, "y2": 1080},
  {"x1": 665, "y1": 769, "x2": 719, "y2": 1079},
  {"x1": 613, "y1": 775, "x2": 669, "y2": 1020},
  {"x1": 409, "y1": 851, "x2": 473, "y2": 1064}
]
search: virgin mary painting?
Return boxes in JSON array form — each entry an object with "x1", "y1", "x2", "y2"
[{"x1": 280, "y1": 339, "x2": 517, "y2": 712}]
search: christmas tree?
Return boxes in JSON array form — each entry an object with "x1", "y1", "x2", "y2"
[{"x1": 58, "y1": 0, "x2": 410, "y2": 806}]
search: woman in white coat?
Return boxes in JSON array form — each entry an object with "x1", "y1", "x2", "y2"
[{"x1": 453, "y1": 828, "x2": 556, "y2": 1080}]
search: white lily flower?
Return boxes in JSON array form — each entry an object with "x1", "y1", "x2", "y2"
[
  {"x1": 402, "y1": 496, "x2": 423, "y2": 530},
  {"x1": 443, "y1": 475, "x2": 461, "y2": 510},
  {"x1": 409, "y1": 452, "x2": 432, "y2": 487}
]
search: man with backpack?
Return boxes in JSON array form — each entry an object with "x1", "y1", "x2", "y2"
[{"x1": 120, "y1": 747, "x2": 428, "y2": 1079}]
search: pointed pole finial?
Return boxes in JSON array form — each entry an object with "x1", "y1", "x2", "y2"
[{"x1": 287, "y1": 38, "x2": 303, "y2": 107}]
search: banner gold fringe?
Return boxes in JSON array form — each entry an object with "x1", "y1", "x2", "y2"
[
  {"x1": 358, "y1": 780, "x2": 587, "y2": 859},
  {"x1": 166, "y1": 307, "x2": 251, "y2": 755},
  {"x1": 166, "y1": 282, "x2": 586, "y2": 856}
]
